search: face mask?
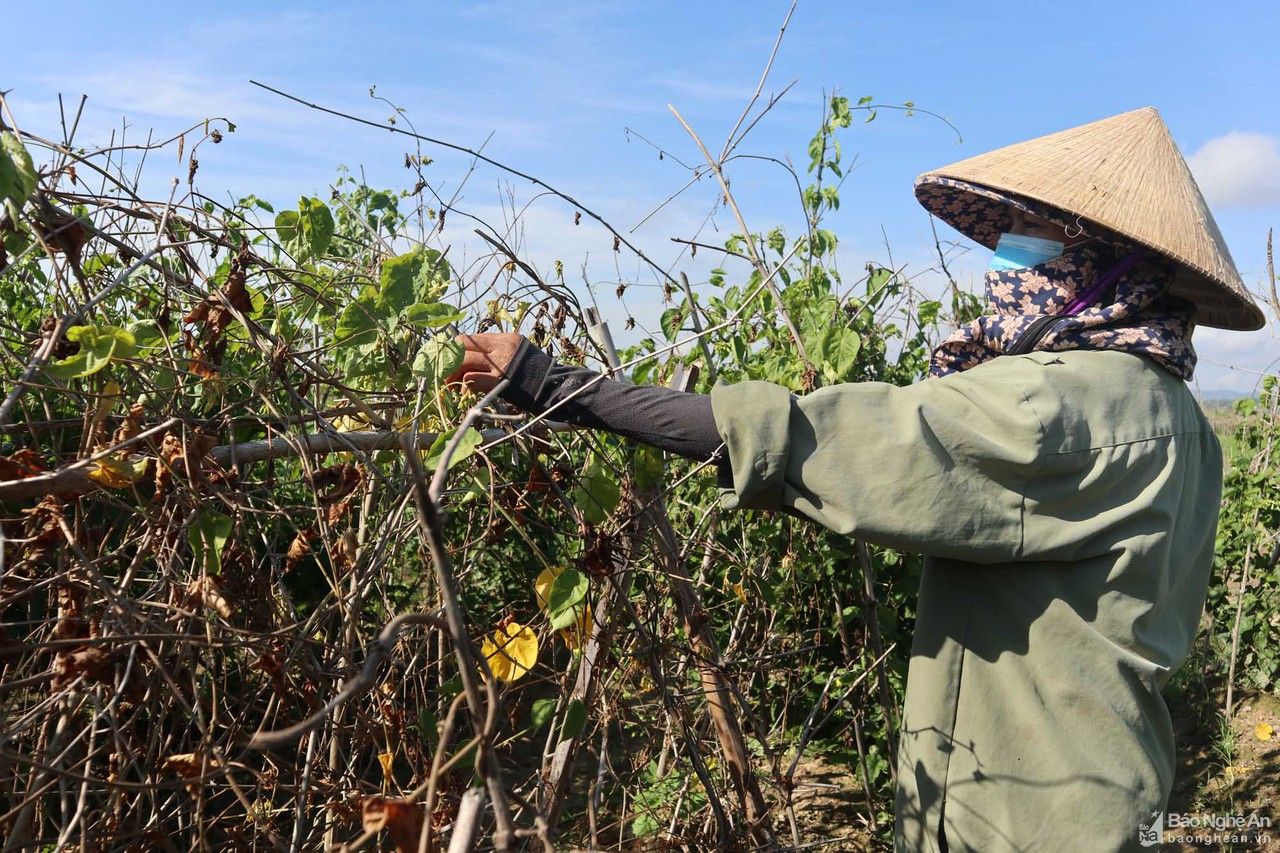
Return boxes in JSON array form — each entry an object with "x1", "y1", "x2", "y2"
[{"x1": 988, "y1": 232, "x2": 1065, "y2": 272}]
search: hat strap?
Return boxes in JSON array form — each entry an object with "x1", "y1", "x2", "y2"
[
  {"x1": 1062, "y1": 249, "x2": 1145, "y2": 316},
  {"x1": 1005, "y1": 249, "x2": 1147, "y2": 356}
]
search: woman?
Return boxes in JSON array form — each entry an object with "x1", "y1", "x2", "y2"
[{"x1": 449, "y1": 107, "x2": 1264, "y2": 852}]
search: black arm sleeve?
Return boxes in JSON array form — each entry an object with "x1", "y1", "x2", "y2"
[{"x1": 497, "y1": 338, "x2": 725, "y2": 465}]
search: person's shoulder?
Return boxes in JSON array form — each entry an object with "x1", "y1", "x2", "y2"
[{"x1": 991, "y1": 349, "x2": 1211, "y2": 452}]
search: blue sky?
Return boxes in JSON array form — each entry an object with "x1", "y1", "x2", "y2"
[{"x1": 5, "y1": 0, "x2": 1278, "y2": 392}]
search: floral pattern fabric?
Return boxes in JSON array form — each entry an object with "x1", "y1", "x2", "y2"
[
  {"x1": 915, "y1": 176, "x2": 1092, "y2": 248},
  {"x1": 928, "y1": 242, "x2": 1198, "y2": 381}
]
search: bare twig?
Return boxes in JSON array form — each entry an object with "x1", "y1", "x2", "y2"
[
  {"x1": 249, "y1": 80, "x2": 679, "y2": 290},
  {"x1": 248, "y1": 612, "x2": 448, "y2": 748},
  {"x1": 0, "y1": 180, "x2": 180, "y2": 428},
  {"x1": 401, "y1": 431, "x2": 516, "y2": 852},
  {"x1": 668, "y1": 103, "x2": 816, "y2": 377}
]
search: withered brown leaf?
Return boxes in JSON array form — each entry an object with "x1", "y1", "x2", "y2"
[
  {"x1": 113, "y1": 402, "x2": 146, "y2": 444},
  {"x1": 187, "y1": 576, "x2": 233, "y2": 620},
  {"x1": 21, "y1": 496, "x2": 65, "y2": 567},
  {"x1": 361, "y1": 796, "x2": 426, "y2": 853},
  {"x1": 162, "y1": 752, "x2": 221, "y2": 779},
  {"x1": 332, "y1": 529, "x2": 358, "y2": 572},
  {"x1": 311, "y1": 463, "x2": 365, "y2": 525},
  {"x1": 52, "y1": 646, "x2": 114, "y2": 690},
  {"x1": 155, "y1": 431, "x2": 216, "y2": 492},
  {"x1": 0, "y1": 449, "x2": 45, "y2": 481},
  {"x1": 284, "y1": 529, "x2": 315, "y2": 573},
  {"x1": 182, "y1": 243, "x2": 252, "y2": 372}
]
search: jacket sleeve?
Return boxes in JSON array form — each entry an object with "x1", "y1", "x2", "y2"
[
  {"x1": 498, "y1": 337, "x2": 726, "y2": 464},
  {"x1": 708, "y1": 361, "x2": 1048, "y2": 562}
]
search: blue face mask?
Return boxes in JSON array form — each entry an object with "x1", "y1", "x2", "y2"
[{"x1": 989, "y1": 232, "x2": 1065, "y2": 272}]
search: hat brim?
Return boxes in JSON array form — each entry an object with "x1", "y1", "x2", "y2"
[
  {"x1": 917, "y1": 175, "x2": 1128, "y2": 250},
  {"x1": 915, "y1": 175, "x2": 1267, "y2": 331}
]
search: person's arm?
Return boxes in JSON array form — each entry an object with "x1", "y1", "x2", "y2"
[
  {"x1": 708, "y1": 358, "x2": 1051, "y2": 562},
  {"x1": 460, "y1": 335, "x2": 725, "y2": 465}
]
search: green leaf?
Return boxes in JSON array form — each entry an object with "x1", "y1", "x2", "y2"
[
  {"x1": 530, "y1": 697, "x2": 557, "y2": 732},
  {"x1": 127, "y1": 319, "x2": 169, "y2": 350},
  {"x1": 571, "y1": 466, "x2": 620, "y2": 524},
  {"x1": 0, "y1": 132, "x2": 38, "y2": 211},
  {"x1": 411, "y1": 334, "x2": 463, "y2": 388},
  {"x1": 632, "y1": 812, "x2": 662, "y2": 838},
  {"x1": 276, "y1": 200, "x2": 333, "y2": 260},
  {"x1": 766, "y1": 227, "x2": 786, "y2": 255},
  {"x1": 866, "y1": 266, "x2": 893, "y2": 294},
  {"x1": 807, "y1": 134, "x2": 825, "y2": 172},
  {"x1": 816, "y1": 228, "x2": 839, "y2": 255},
  {"x1": 830, "y1": 95, "x2": 852, "y2": 128},
  {"x1": 43, "y1": 353, "x2": 89, "y2": 380},
  {"x1": 401, "y1": 302, "x2": 465, "y2": 329},
  {"x1": 274, "y1": 210, "x2": 299, "y2": 246},
  {"x1": 829, "y1": 324, "x2": 860, "y2": 371},
  {"x1": 380, "y1": 247, "x2": 451, "y2": 313},
  {"x1": 45, "y1": 325, "x2": 136, "y2": 379},
  {"x1": 417, "y1": 708, "x2": 438, "y2": 745},
  {"x1": 438, "y1": 674, "x2": 463, "y2": 701},
  {"x1": 297, "y1": 197, "x2": 334, "y2": 258},
  {"x1": 547, "y1": 569, "x2": 588, "y2": 630},
  {"x1": 238, "y1": 194, "x2": 274, "y2": 213},
  {"x1": 424, "y1": 426, "x2": 482, "y2": 472},
  {"x1": 335, "y1": 293, "x2": 385, "y2": 348},
  {"x1": 379, "y1": 251, "x2": 420, "y2": 314},
  {"x1": 559, "y1": 698, "x2": 586, "y2": 742},
  {"x1": 412, "y1": 248, "x2": 451, "y2": 302},
  {"x1": 659, "y1": 306, "x2": 685, "y2": 342},
  {"x1": 188, "y1": 511, "x2": 232, "y2": 575},
  {"x1": 918, "y1": 300, "x2": 942, "y2": 327},
  {"x1": 819, "y1": 326, "x2": 862, "y2": 381},
  {"x1": 634, "y1": 444, "x2": 664, "y2": 492}
]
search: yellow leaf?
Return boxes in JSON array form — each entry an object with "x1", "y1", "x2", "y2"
[
  {"x1": 730, "y1": 580, "x2": 747, "y2": 605},
  {"x1": 535, "y1": 566, "x2": 564, "y2": 611},
  {"x1": 332, "y1": 413, "x2": 372, "y2": 432},
  {"x1": 378, "y1": 751, "x2": 394, "y2": 779},
  {"x1": 92, "y1": 380, "x2": 122, "y2": 427},
  {"x1": 481, "y1": 622, "x2": 538, "y2": 683},
  {"x1": 393, "y1": 411, "x2": 440, "y2": 432},
  {"x1": 86, "y1": 454, "x2": 149, "y2": 488},
  {"x1": 538, "y1": 568, "x2": 590, "y2": 649},
  {"x1": 559, "y1": 605, "x2": 593, "y2": 651},
  {"x1": 1256, "y1": 722, "x2": 1274, "y2": 741}
]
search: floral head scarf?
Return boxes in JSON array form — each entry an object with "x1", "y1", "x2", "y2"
[
  {"x1": 924, "y1": 181, "x2": 1198, "y2": 381},
  {"x1": 929, "y1": 243, "x2": 1197, "y2": 380}
]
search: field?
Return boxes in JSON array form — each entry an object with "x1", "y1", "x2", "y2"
[{"x1": 0, "y1": 82, "x2": 1276, "y2": 852}]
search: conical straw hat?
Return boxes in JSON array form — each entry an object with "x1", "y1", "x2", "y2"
[{"x1": 915, "y1": 107, "x2": 1264, "y2": 331}]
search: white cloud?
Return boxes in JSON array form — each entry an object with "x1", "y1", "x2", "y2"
[{"x1": 1188, "y1": 131, "x2": 1280, "y2": 208}]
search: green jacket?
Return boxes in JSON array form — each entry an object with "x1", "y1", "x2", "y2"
[{"x1": 709, "y1": 349, "x2": 1223, "y2": 852}]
